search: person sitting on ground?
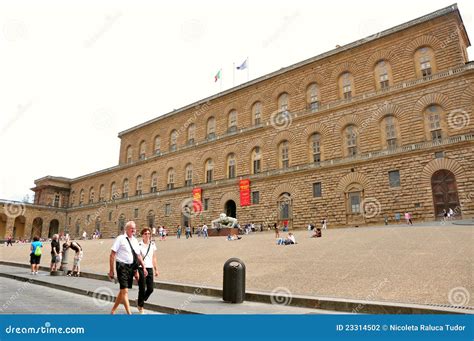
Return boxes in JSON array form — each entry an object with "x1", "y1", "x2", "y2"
[
  {"x1": 277, "y1": 232, "x2": 296, "y2": 245},
  {"x1": 311, "y1": 227, "x2": 322, "y2": 238},
  {"x1": 227, "y1": 234, "x2": 242, "y2": 241},
  {"x1": 63, "y1": 240, "x2": 83, "y2": 276}
]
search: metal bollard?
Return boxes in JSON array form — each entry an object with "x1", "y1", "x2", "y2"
[
  {"x1": 59, "y1": 247, "x2": 70, "y2": 275},
  {"x1": 223, "y1": 258, "x2": 246, "y2": 303}
]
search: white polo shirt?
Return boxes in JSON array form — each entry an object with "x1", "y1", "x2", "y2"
[
  {"x1": 138, "y1": 241, "x2": 157, "y2": 268},
  {"x1": 111, "y1": 234, "x2": 140, "y2": 264}
]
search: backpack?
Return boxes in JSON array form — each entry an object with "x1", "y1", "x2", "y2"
[{"x1": 34, "y1": 244, "x2": 42, "y2": 256}]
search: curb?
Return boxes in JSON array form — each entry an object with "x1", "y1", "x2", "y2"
[
  {"x1": 1, "y1": 261, "x2": 471, "y2": 314},
  {"x1": 0, "y1": 272, "x2": 198, "y2": 315}
]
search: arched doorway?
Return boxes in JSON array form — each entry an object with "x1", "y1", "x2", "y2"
[
  {"x1": 13, "y1": 216, "x2": 26, "y2": 240},
  {"x1": 118, "y1": 214, "x2": 126, "y2": 234},
  {"x1": 48, "y1": 219, "x2": 59, "y2": 238},
  {"x1": 344, "y1": 183, "x2": 365, "y2": 226},
  {"x1": 431, "y1": 169, "x2": 460, "y2": 219},
  {"x1": 31, "y1": 217, "x2": 43, "y2": 239},
  {"x1": 277, "y1": 193, "x2": 292, "y2": 229},
  {"x1": 0, "y1": 214, "x2": 7, "y2": 239},
  {"x1": 224, "y1": 200, "x2": 237, "y2": 218}
]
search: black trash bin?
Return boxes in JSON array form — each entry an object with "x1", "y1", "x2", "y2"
[{"x1": 223, "y1": 258, "x2": 246, "y2": 303}]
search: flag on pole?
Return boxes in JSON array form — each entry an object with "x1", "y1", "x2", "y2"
[
  {"x1": 236, "y1": 58, "x2": 248, "y2": 70},
  {"x1": 214, "y1": 69, "x2": 222, "y2": 82}
]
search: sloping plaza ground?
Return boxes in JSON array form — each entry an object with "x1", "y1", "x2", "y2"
[{"x1": 0, "y1": 223, "x2": 472, "y2": 307}]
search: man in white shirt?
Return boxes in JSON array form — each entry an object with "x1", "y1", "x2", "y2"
[
  {"x1": 108, "y1": 221, "x2": 147, "y2": 315},
  {"x1": 202, "y1": 224, "x2": 208, "y2": 239}
]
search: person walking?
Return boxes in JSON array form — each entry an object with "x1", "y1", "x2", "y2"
[
  {"x1": 274, "y1": 223, "x2": 280, "y2": 239},
  {"x1": 404, "y1": 212, "x2": 413, "y2": 225},
  {"x1": 137, "y1": 227, "x2": 158, "y2": 314},
  {"x1": 109, "y1": 221, "x2": 147, "y2": 315},
  {"x1": 322, "y1": 218, "x2": 327, "y2": 230},
  {"x1": 50, "y1": 234, "x2": 60, "y2": 272},
  {"x1": 185, "y1": 225, "x2": 191, "y2": 239},
  {"x1": 30, "y1": 236, "x2": 42, "y2": 275},
  {"x1": 176, "y1": 225, "x2": 182, "y2": 239},
  {"x1": 6, "y1": 235, "x2": 13, "y2": 246},
  {"x1": 202, "y1": 224, "x2": 208, "y2": 239}
]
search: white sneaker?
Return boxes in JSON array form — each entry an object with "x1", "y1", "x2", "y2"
[
  {"x1": 31, "y1": 272, "x2": 34, "y2": 275},
  {"x1": 34, "y1": 272, "x2": 38, "y2": 275}
]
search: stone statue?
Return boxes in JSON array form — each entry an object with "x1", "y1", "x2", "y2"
[{"x1": 211, "y1": 213, "x2": 238, "y2": 229}]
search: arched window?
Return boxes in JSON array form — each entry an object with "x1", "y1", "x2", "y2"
[
  {"x1": 279, "y1": 141, "x2": 289, "y2": 169},
  {"x1": 167, "y1": 168, "x2": 175, "y2": 190},
  {"x1": 425, "y1": 105, "x2": 444, "y2": 142},
  {"x1": 185, "y1": 164, "x2": 193, "y2": 186},
  {"x1": 154, "y1": 135, "x2": 161, "y2": 155},
  {"x1": 139, "y1": 140, "x2": 146, "y2": 160},
  {"x1": 187, "y1": 124, "x2": 195, "y2": 145},
  {"x1": 205, "y1": 159, "x2": 214, "y2": 183},
  {"x1": 122, "y1": 178, "x2": 129, "y2": 198},
  {"x1": 207, "y1": 116, "x2": 216, "y2": 140},
  {"x1": 338, "y1": 72, "x2": 354, "y2": 100},
  {"x1": 309, "y1": 133, "x2": 321, "y2": 163},
  {"x1": 150, "y1": 172, "x2": 158, "y2": 193},
  {"x1": 278, "y1": 93, "x2": 289, "y2": 113},
  {"x1": 382, "y1": 116, "x2": 399, "y2": 149},
  {"x1": 251, "y1": 147, "x2": 261, "y2": 174},
  {"x1": 110, "y1": 182, "x2": 117, "y2": 200},
  {"x1": 170, "y1": 130, "x2": 178, "y2": 152},
  {"x1": 89, "y1": 187, "x2": 95, "y2": 204},
  {"x1": 415, "y1": 47, "x2": 436, "y2": 77},
  {"x1": 99, "y1": 184, "x2": 105, "y2": 201},
  {"x1": 374, "y1": 60, "x2": 392, "y2": 90},
  {"x1": 278, "y1": 193, "x2": 292, "y2": 221},
  {"x1": 345, "y1": 125, "x2": 358, "y2": 156},
  {"x1": 252, "y1": 102, "x2": 262, "y2": 125},
  {"x1": 126, "y1": 145, "x2": 132, "y2": 163},
  {"x1": 228, "y1": 110, "x2": 237, "y2": 132},
  {"x1": 147, "y1": 210, "x2": 155, "y2": 228},
  {"x1": 227, "y1": 153, "x2": 236, "y2": 179},
  {"x1": 306, "y1": 83, "x2": 320, "y2": 112},
  {"x1": 136, "y1": 175, "x2": 143, "y2": 195},
  {"x1": 70, "y1": 191, "x2": 75, "y2": 207}
]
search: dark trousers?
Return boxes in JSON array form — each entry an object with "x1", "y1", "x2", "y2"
[{"x1": 137, "y1": 267, "x2": 154, "y2": 307}]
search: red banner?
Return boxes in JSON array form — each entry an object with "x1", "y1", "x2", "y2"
[
  {"x1": 239, "y1": 179, "x2": 251, "y2": 206},
  {"x1": 192, "y1": 188, "x2": 202, "y2": 212}
]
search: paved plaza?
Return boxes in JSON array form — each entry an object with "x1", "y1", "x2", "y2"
[{"x1": 0, "y1": 223, "x2": 472, "y2": 307}]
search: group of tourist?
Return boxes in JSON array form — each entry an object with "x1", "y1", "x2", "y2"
[{"x1": 28, "y1": 234, "x2": 83, "y2": 277}]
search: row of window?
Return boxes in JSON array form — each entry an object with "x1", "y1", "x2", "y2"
[
  {"x1": 71, "y1": 170, "x2": 402, "y2": 229},
  {"x1": 75, "y1": 103, "x2": 448, "y2": 206},
  {"x1": 124, "y1": 47, "x2": 438, "y2": 163}
]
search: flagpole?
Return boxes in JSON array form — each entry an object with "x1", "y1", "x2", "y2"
[
  {"x1": 220, "y1": 68, "x2": 223, "y2": 92},
  {"x1": 247, "y1": 56, "x2": 249, "y2": 82},
  {"x1": 233, "y1": 62, "x2": 235, "y2": 87}
]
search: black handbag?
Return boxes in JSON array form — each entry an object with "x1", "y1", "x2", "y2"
[{"x1": 125, "y1": 237, "x2": 139, "y2": 270}]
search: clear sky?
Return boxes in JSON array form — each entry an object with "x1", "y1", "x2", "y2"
[{"x1": 0, "y1": 0, "x2": 472, "y2": 201}]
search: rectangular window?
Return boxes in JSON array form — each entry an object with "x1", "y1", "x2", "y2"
[
  {"x1": 431, "y1": 130, "x2": 442, "y2": 142},
  {"x1": 434, "y1": 151, "x2": 444, "y2": 159},
  {"x1": 251, "y1": 191, "x2": 260, "y2": 204},
  {"x1": 349, "y1": 193, "x2": 360, "y2": 213},
  {"x1": 206, "y1": 170, "x2": 213, "y2": 183},
  {"x1": 312, "y1": 182, "x2": 322, "y2": 197},
  {"x1": 253, "y1": 160, "x2": 261, "y2": 174},
  {"x1": 203, "y1": 198, "x2": 209, "y2": 211},
  {"x1": 388, "y1": 170, "x2": 401, "y2": 188},
  {"x1": 53, "y1": 194, "x2": 60, "y2": 207},
  {"x1": 134, "y1": 208, "x2": 139, "y2": 218},
  {"x1": 165, "y1": 204, "x2": 171, "y2": 216},
  {"x1": 109, "y1": 211, "x2": 112, "y2": 221}
]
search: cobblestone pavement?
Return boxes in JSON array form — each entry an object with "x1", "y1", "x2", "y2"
[
  {"x1": 0, "y1": 276, "x2": 160, "y2": 314},
  {"x1": 0, "y1": 223, "x2": 472, "y2": 307}
]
